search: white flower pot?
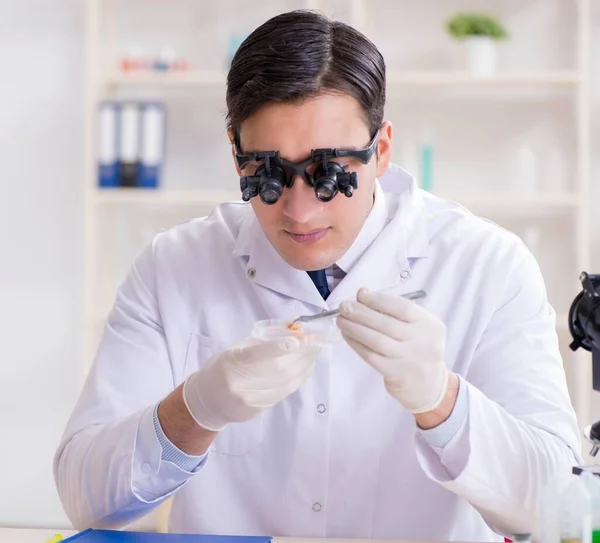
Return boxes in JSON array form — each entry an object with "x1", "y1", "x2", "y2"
[{"x1": 465, "y1": 36, "x2": 497, "y2": 76}]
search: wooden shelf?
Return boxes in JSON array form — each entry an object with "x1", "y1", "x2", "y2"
[
  {"x1": 443, "y1": 193, "x2": 581, "y2": 216},
  {"x1": 103, "y1": 70, "x2": 581, "y2": 89},
  {"x1": 92, "y1": 188, "x2": 581, "y2": 215},
  {"x1": 104, "y1": 70, "x2": 226, "y2": 87},
  {"x1": 93, "y1": 188, "x2": 239, "y2": 205},
  {"x1": 387, "y1": 71, "x2": 581, "y2": 86}
]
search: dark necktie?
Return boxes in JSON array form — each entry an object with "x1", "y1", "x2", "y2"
[{"x1": 307, "y1": 269, "x2": 330, "y2": 300}]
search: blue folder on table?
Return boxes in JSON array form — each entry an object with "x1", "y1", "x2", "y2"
[{"x1": 63, "y1": 529, "x2": 273, "y2": 543}]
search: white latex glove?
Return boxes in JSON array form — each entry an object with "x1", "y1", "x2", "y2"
[
  {"x1": 337, "y1": 288, "x2": 449, "y2": 414},
  {"x1": 183, "y1": 335, "x2": 322, "y2": 431}
]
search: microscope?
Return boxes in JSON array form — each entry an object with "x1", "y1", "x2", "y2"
[{"x1": 568, "y1": 272, "x2": 600, "y2": 461}]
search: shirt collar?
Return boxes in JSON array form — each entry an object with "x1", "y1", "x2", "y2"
[{"x1": 335, "y1": 179, "x2": 389, "y2": 275}]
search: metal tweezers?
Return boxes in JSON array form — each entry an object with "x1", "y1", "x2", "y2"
[{"x1": 290, "y1": 290, "x2": 427, "y2": 327}]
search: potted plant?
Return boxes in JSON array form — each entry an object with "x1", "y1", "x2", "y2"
[{"x1": 446, "y1": 12, "x2": 508, "y2": 76}]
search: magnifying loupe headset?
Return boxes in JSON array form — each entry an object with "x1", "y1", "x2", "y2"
[{"x1": 234, "y1": 129, "x2": 381, "y2": 205}]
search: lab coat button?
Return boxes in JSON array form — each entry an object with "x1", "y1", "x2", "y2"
[
  {"x1": 142, "y1": 463, "x2": 152, "y2": 474},
  {"x1": 312, "y1": 502, "x2": 322, "y2": 512},
  {"x1": 400, "y1": 269, "x2": 410, "y2": 279},
  {"x1": 247, "y1": 267, "x2": 256, "y2": 279},
  {"x1": 316, "y1": 404, "x2": 326, "y2": 414}
]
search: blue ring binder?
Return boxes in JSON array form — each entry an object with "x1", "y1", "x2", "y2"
[{"x1": 62, "y1": 529, "x2": 273, "y2": 543}]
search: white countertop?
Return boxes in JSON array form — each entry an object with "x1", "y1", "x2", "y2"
[
  {"x1": 0, "y1": 529, "x2": 462, "y2": 543},
  {"x1": 0, "y1": 528, "x2": 467, "y2": 543},
  {"x1": 0, "y1": 528, "x2": 76, "y2": 543}
]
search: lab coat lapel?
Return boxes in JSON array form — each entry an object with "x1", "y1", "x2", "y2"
[
  {"x1": 326, "y1": 168, "x2": 429, "y2": 307},
  {"x1": 232, "y1": 207, "x2": 328, "y2": 309},
  {"x1": 325, "y1": 217, "x2": 410, "y2": 307}
]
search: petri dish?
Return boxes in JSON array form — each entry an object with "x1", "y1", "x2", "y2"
[{"x1": 251, "y1": 317, "x2": 342, "y2": 345}]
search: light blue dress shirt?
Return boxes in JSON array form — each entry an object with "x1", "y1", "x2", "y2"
[
  {"x1": 153, "y1": 403, "x2": 207, "y2": 472},
  {"x1": 418, "y1": 375, "x2": 469, "y2": 447}
]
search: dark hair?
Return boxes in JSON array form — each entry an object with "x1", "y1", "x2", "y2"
[{"x1": 226, "y1": 10, "x2": 386, "y2": 146}]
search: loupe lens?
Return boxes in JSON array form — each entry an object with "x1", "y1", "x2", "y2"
[
  {"x1": 315, "y1": 179, "x2": 337, "y2": 202},
  {"x1": 260, "y1": 180, "x2": 283, "y2": 205},
  {"x1": 261, "y1": 190, "x2": 278, "y2": 204}
]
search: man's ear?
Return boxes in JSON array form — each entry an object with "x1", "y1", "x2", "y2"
[
  {"x1": 375, "y1": 120, "x2": 392, "y2": 178},
  {"x1": 228, "y1": 128, "x2": 242, "y2": 176}
]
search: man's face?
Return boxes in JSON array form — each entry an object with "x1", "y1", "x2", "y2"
[{"x1": 234, "y1": 93, "x2": 392, "y2": 271}]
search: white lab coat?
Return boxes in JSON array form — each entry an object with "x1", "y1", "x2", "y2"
[{"x1": 54, "y1": 164, "x2": 581, "y2": 541}]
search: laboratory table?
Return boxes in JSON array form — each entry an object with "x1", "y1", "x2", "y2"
[{"x1": 0, "y1": 529, "x2": 487, "y2": 543}]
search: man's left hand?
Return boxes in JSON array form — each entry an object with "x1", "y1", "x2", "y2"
[{"x1": 337, "y1": 288, "x2": 450, "y2": 415}]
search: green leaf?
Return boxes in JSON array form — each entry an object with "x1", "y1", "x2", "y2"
[{"x1": 446, "y1": 12, "x2": 508, "y2": 40}]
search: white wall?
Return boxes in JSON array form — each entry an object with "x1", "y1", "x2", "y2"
[
  {"x1": 0, "y1": 0, "x2": 599, "y2": 529},
  {"x1": 0, "y1": 0, "x2": 84, "y2": 528}
]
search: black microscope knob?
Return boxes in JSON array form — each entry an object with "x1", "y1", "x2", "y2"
[{"x1": 590, "y1": 420, "x2": 600, "y2": 441}]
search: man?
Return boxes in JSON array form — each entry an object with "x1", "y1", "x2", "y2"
[{"x1": 55, "y1": 10, "x2": 580, "y2": 542}]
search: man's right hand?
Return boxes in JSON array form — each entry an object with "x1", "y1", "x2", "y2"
[{"x1": 183, "y1": 335, "x2": 322, "y2": 431}]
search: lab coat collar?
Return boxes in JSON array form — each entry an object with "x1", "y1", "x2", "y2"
[
  {"x1": 324, "y1": 165, "x2": 429, "y2": 306},
  {"x1": 335, "y1": 180, "x2": 388, "y2": 275},
  {"x1": 378, "y1": 162, "x2": 429, "y2": 260},
  {"x1": 233, "y1": 206, "x2": 325, "y2": 308},
  {"x1": 232, "y1": 163, "x2": 429, "y2": 309}
]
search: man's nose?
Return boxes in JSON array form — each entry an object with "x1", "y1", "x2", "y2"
[{"x1": 281, "y1": 175, "x2": 324, "y2": 224}]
